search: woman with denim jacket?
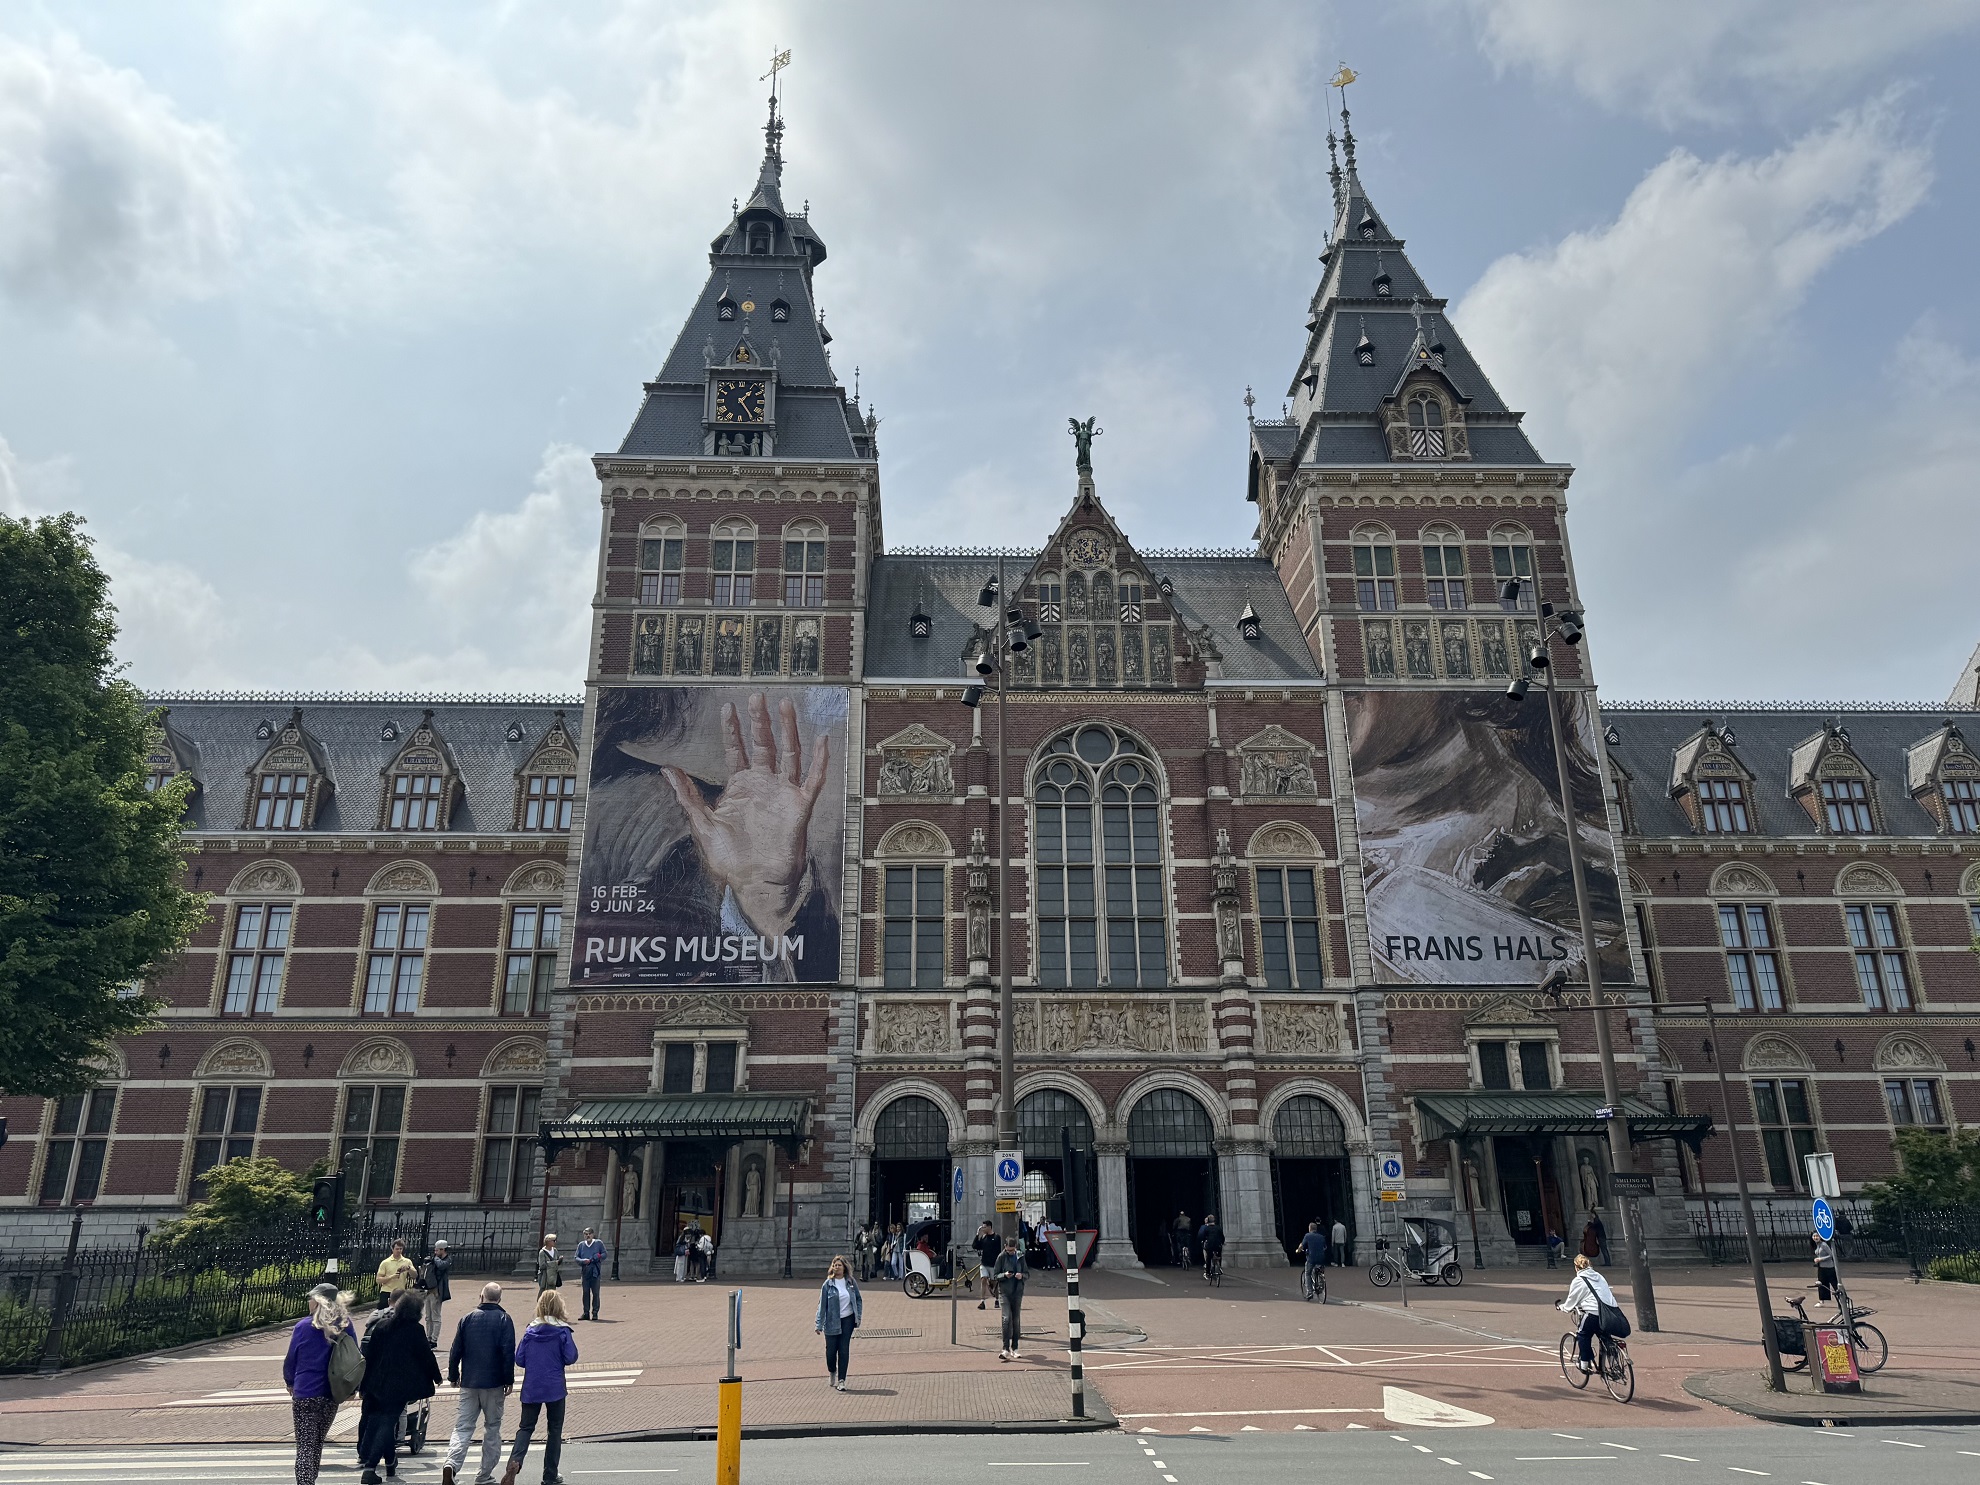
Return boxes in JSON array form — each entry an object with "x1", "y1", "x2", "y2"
[{"x1": 812, "y1": 1255, "x2": 862, "y2": 1392}]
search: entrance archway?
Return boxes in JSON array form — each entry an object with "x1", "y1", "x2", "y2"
[
  {"x1": 1126, "y1": 1088, "x2": 1217, "y2": 1267},
  {"x1": 1270, "y1": 1095, "x2": 1350, "y2": 1259},
  {"x1": 869, "y1": 1094, "x2": 951, "y2": 1233},
  {"x1": 1017, "y1": 1088, "x2": 1097, "y2": 1231}
]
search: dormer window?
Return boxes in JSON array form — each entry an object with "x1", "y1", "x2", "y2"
[
  {"x1": 717, "y1": 294, "x2": 737, "y2": 321},
  {"x1": 1358, "y1": 211, "x2": 1377, "y2": 240},
  {"x1": 770, "y1": 298, "x2": 790, "y2": 322},
  {"x1": 388, "y1": 770, "x2": 444, "y2": 831},
  {"x1": 1356, "y1": 335, "x2": 1375, "y2": 367},
  {"x1": 514, "y1": 714, "x2": 578, "y2": 831},
  {"x1": 1821, "y1": 777, "x2": 1874, "y2": 833},
  {"x1": 909, "y1": 608, "x2": 932, "y2": 639},
  {"x1": 1373, "y1": 272, "x2": 1393, "y2": 298},
  {"x1": 244, "y1": 709, "x2": 324, "y2": 831},
  {"x1": 1406, "y1": 393, "x2": 1446, "y2": 456},
  {"x1": 1946, "y1": 777, "x2": 1980, "y2": 833},
  {"x1": 379, "y1": 712, "x2": 456, "y2": 832},
  {"x1": 256, "y1": 774, "x2": 309, "y2": 829},
  {"x1": 1698, "y1": 775, "x2": 1751, "y2": 833}
]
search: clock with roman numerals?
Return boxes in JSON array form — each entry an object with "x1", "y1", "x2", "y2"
[{"x1": 713, "y1": 379, "x2": 766, "y2": 424}]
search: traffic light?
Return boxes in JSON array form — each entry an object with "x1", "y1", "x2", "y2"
[{"x1": 311, "y1": 1174, "x2": 345, "y2": 1229}]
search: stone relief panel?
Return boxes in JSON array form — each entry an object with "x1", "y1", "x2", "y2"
[
  {"x1": 1235, "y1": 726, "x2": 1320, "y2": 798},
  {"x1": 871, "y1": 1000, "x2": 955, "y2": 1056},
  {"x1": 1874, "y1": 1033, "x2": 1944, "y2": 1072},
  {"x1": 196, "y1": 1039, "x2": 274, "y2": 1078},
  {"x1": 1835, "y1": 863, "x2": 1901, "y2": 896},
  {"x1": 1257, "y1": 1001, "x2": 1351, "y2": 1056},
  {"x1": 482, "y1": 1038, "x2": 548, "y2": 1077},
  {"x1": 1710, "y1": 863, "x2": 1774, "y2": 897},
  {"x1": 229, "y1": 861, "x2": 301, "y2": 896},
  {"x1": 1742, "y1": 1034, "x2": 1811, "y2": 1073},
  {"x1": 876, "y1": 724, "x2": 957, "y2": 797},
  {"x1": 505, "y1": 862, "x2": 566, "y2": 895},
  {"x1": 1011, "y1": 997, "x2": 1212, "y2": 1056},
  {"x1": 876, "y1": 821, "x2": 951, "y2": 858},
  {"x1": 340, "y1": 1038, "x2": 416, "y2": 1078},
  {"x1": 368, "y1": 861, "x2": 438, "y2": 896}
]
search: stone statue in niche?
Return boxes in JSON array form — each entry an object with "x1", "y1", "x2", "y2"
[
  {"x1": 634, "y1": 615, "x2": 666, "y2": 674},
  {"x1": 1480, "y1": 621, "x2": 1510, "y2": 678},
  {"x1": 1578, "y1": 1150, "x2": 1603, "y2": 1212},
  {"x1": 712, "y1": 617, "x2": 745, "y2": 676},
  {"x1": 620, "y1": 1165, "x2": 641, "y2": 1217},
  {"x1": 1121, "y1": 629, "x2": 1143, "y2": 680},
  {"x1": 753, "y1": 617, "x2": 782, "y2": 674},
  {"x1": 1095, "y1": 628, "x2": 1117, "y2": 685},
  {"x1": 791, "y1": 618, "x2": 821, "y2": 676},
  {"x1": 674, "y1": 616, "x2": 703, "y2": 673},
  {"x1": 1216, "y1": 898, "x2": 1242, "y2": 960},
  {"x1": 1148, "y1": 627, "x2": 1173, "y2": 684},
  {"x1": 967, "y1": 895, "x2": 990, "y2": 961},
  {"x1": 1068, "y1": 629, "x2": 1089, "y2": 683},
  {"x1": 741, "y1": 1155, "x2": 765, "y2": 1217},
  {"x1": 1403, "y1": 620, "x2": 1435, "y2": 678},
  {"x1": 1365, "y1": 621, "x2": 1395, "y2": 677},
  {"x1": 1041, "y1": 631, "x2": 1064, "y2": 683},
  {"x1": 1441, "y1": 621, "x2": 1472, "y2": 678}
]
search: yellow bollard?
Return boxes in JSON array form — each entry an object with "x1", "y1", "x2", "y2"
[{"x1": 716, "y1": 1375, "x2": 742, "y2": 1484}]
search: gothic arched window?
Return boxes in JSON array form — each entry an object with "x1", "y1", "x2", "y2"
[
  {"x1": 1406, "y1": 392, "x2": 1446, "y2": 456},
  {"x1": 1032, "y1": 724, "x2": 1168, "y2": 987}
]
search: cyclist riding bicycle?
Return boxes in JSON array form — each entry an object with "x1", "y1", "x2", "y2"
[
  {"x1": 1557, "y1": 1252, "x2": 1617, "y2": 1373},
  {"x1": 1296, "y1": 1221, "x2": 1329, "y2": 1297},
  {"x1": 1197, "y1": 1215, "x2": 1225, "y2": 1277}
]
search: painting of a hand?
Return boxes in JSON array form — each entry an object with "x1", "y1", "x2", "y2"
[{"x1": 661, "y1": 693, "x2": 831, "y2": 938}]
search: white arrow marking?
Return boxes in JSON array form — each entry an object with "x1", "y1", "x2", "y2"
[{"x1": 1382, "y1": 1386, "x2": 1495, "y2": 1429}]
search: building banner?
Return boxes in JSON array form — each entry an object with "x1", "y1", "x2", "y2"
[
  {"x1": 1344, "y1": 689, "x2": 1630, "y2": 987},
  {"x1": 577, "y1": 685, "x2": 849, "y2": 985}
]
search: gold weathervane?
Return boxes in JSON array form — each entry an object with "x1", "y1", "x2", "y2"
[
  {"x1": 761, "y1": 48, "x2": 791, "y2": 84},
  {"x1": 1329, "y1": 63, "x2": 1357, "y2": 90}
]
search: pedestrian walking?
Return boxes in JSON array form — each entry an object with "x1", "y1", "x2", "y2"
[
  {"x1": 376, "y1": 1238, "x2": 417, "y2": 1300},
  {"x1": 993, "y1": 1236, "x2": 1027, "y2": 1360},
  {"x1": 534, "y1": 1233, "x2": 563, "y2": 1294},
  {"x1": 698, "y1": 1229, "x2": 716, "y2": 1281},
  {"x1": 1545, "y1": 1227, "x2": 1564, "y2": 1269},
  {"x1": 813, "y1": 1255, "x2": 862, "y2": 1392},
  {"x1": 503, "y1": 1289, "x2": 577, "y2": 1485},
  {"x1": 440, "y1": 1282, "x2": 515, "y2": 1485},
  {"x1": 855, "y1": 1221, "x2": 875, "y2": 1281},
  {"x1": 284, "y1": 1283, "x2": 355, "y2": 1485},
  {"x1": 888, "y1": 1222, "x2": 905, "y2": 1279},
  {"x1": 422, "y1": 1240, "x2": 453, "y2": 1346},
  {"x1": 971, "y1": 1221, "x2": 1001, "y2": 1310},
  {"x1": 672, "y1": 1230, "x2": 690, "y2": 1284},
  {"x1": 683, "y1": 1221, "x2": 704, "y2": 1282},
  {"x1": 1331, "y1": 1217, "x2": 1349, "y2": 1267},
  {"x1": 357, "y1": 1291, "x2": 440, "y2": 1484},
  {"x1": 574, "y1": 1229, "x2": 606, "y2": 1320},
  {"x1": 1812, "y1": 1231, "x2": 1839, "y2": 1303}
]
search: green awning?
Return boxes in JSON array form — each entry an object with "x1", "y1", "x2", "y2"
[
  {"x1": 1413, "y1": 1091, "x2": 1714, "y2": 1152},
  {"x1": 541, "y1": 1094, "x2": 812, "y2": 1146}
]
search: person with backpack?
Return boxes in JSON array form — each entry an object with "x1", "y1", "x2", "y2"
[
  {"x1": 285, "y1": 1283, "x2": 358, "y2": 1485},
  {"x1": 422, "y1": 1239, "x2": 453, "y2": 1345},
  {"x1": 358, "y1": 1291, "x2": 441, "y2": 1483},
  {"x1": 697, "y1": 1229, "x2": 716, "y2": 1283},
  {"x1": 503, "y1": 1288, "x2": 578, "y2": 1485},
  {"x1": 1557, "y1": 1252, "x2": 1625, "y2": 1373},
  {"x1": 672, "y1": 1229, "x2": 690, "y2": 1284},
  {"x1": 441, "y1": 1282, "x2": 515, "y2": 1485},
  {"x1": 533, "y1": 1233, "x2": 563, "y2": 1294}
]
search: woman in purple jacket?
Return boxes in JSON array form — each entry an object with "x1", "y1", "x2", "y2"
[
  {"x1": 284, "y1": 1284, "x2": 351, "y2": 1485},
  {"x1": 502, "y1": 1288, "x2": 578, "y2": 1485}
]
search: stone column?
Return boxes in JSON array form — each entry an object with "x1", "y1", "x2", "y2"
[
  {"x1": 1218, "y1": 1135, "x2": 1280, "y2": 1267},
  {"x1": 1094, "y1": 1138, "x2": 1141, "y2": 1269},
  {"x1": 1345, "y1": 1137, "x2": 1376, "y2": 1264}
]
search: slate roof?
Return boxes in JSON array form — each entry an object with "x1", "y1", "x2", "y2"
[
  {"x1": 613, "y1": 100, "x2": 871, "y2": 463},
  {"x1": 1254, "y1": 138, "x2": 1546, "y2": 470},
  {"x1": 863, "y1": 554, "x2": 1321, "y2": 683},
  {"x1": 144, "y1": 698, "x2": 581, "y2": 835},
  {"x1": 1603, "y1": 705, "x2": 1980, "y2": 839}
]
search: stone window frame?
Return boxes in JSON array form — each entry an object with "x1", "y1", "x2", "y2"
[
  {"x1": 638, "y1": 518, "x2": 687, "y2": 607},
  {"x1": 781, "y1": 517, "x2": 828, "y2": 609},
  {"x1": 188, "y1": 1084, "x2": 265, "y2": 1198},
  {"x1": 1348, "y1": 522, "x2": 1398, "y2": 612},
  {"x1": 242, "y1": 710, "x2": 327, "y2": 831},
  {"x1": 501, "y1": 900, "x2": 563, "y2": 1016},
  {"x1": 357, "y1": 882, "x2": 435, "y2": 1019},
  {"x1": 1246, "y1": 821, "x2": 1329, "y2": 990},
  {"x1": 34, "y1": 1074, "x2": 121, "y2": 1208},
  {"x1": 1488, "y1": 522, "x2": 1537, "y2": 613},
  {"x1": 710, "y1": 516, "x2": 758, "y2": 609},
  {"x1": 219, "y1": 900, "x2": 294, "y2": 1017},
  {"x1": 1464, "y1": 1023, "x2": 1561, "y2": 1092},
  {"x1": 1418, "y1": 522, "x2": 1467, "y2": 610},
  {"x1": 338, "y1": 1081, "x2": 409, "y2": 1203},
  {"x1": 477, "y1": 1083, "x2": 546, "y2": 1205},
  {"x1": 1840, "y1": 871, "x2": 1918, "y2": 1011},
  {"x1": 651, "y1": 1027, "x2": 750, "y2": 1096}
]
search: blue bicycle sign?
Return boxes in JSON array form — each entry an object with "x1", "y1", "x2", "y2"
[{"x1": 1812, "y1": 1197, "x2": 1834, "y2": 1243}]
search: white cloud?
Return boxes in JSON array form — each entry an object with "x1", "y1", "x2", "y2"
[
  {"x1": 1455, "y1": 103, "x2": 1930, "y2": 462},
  {"x1": 1447, "y1": 0, "x2": 1980, "y2": 124},
  {"x1": 0, "y1": 32, "x2": 244, "y2": 311}
]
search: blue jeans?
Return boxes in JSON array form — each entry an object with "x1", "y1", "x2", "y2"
[
  {"x1": 824, "y1": 1328, "x2": 852, "y2": 1382},
  {"x1": 581, "y1": 1267, "x2": 602, "y2": 1317}
]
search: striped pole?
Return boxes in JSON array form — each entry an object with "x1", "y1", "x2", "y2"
[{"x1": 1062, "y1": 1233, "x2": 1085, "y2": 1419}]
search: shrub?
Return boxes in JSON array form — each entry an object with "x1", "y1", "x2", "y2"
[
  {"x1": 1926, "y1": 1251, "x2": 1980, "y2": 1285},
  {"x1": 1860, "y1": 1128, "x2": 1980, "y2": 1234}
]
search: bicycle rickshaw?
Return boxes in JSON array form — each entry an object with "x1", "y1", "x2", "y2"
[{"x1": 1369, "y1": 1216, "x2": 1464, "y2": 1287}]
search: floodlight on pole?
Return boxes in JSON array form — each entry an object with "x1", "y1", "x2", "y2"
[{"x1": 1506, "y1": 676, "x2": 1530, "y2": 702}]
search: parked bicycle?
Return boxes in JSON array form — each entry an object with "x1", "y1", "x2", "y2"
[
  {"x1": 1776, "y1": 1288, "x2": 1887, "y2": 1373},
  {"x1": 1559, "y1": 1325, "x2": 1634, "y2": 1402}
]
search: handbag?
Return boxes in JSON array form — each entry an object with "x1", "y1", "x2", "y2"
[{"x1": 1596, "y1": 1299, "x2": 1631, "y2": 1338}]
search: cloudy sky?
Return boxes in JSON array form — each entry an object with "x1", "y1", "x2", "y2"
[{"x1": 2, "y1": 1, "x2": 1977, "y2": 704}]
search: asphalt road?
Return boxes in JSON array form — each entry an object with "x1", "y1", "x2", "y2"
[{"x1": 6, "y1": 1424, "x2": 1979, "y2": 1484}]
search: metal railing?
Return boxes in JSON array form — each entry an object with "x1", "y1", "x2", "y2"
[
  {"x1": 0, "y1": 1207, "x2": 540, "y2": 1374},
  {"x1": 1893, "y1": 1205, "x2": 1980, "y2": 1283},
  {"x1": 1685, "y1": 1196, "x2": 1886, "y2": 1265}
]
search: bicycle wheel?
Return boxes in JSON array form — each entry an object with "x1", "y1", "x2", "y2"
[
  {"x1": 1370, "y1": 1260, "x2": 1395, "y2": 1287},
  {"x1": 1440, "y1": 1262, "x2": 1464, "y2": 1287},
  {"x1": 904, "y1": 1271, "x2": 929, "y2": 1298},
  {"x1": 1851, "y1": 1321, "x2": 1887, "y2": 1373},
  {"x1": 1603, "y1": 1346, "x2": 1635, "y2": 1403},
  {"x1": 1560, "y1": 1333, "x2": 1591, "y2": 1389}
]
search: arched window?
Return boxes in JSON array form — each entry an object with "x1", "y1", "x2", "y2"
[
  {"x1": 1351, "y1": 527, "x2": 1396, "y2": 612},
  {"x1": 1490, "y1": 526, "x2": 1535, "y2": 612},
  {"x1": 1033, "y1": 725, "x2": 1167, "y2": 987},
  {"x1": 1272, "y1": 1096, "x2": 1347, "y2": 1158},
  {"x1": 747, "y1": 223, "x2": 771, "y2": 255},
  {"x1": 639, "y1": 521, "x2": 685, "y2": 606},
  {"x1": 712, "y1": 519, "x2": 756, "y2": 607},
  {"x1": 1406, "y1": 392, "x2": 1445, "y2": 455},
  {"x1": 1126, "y1": 1088, "x2": 1213, "y2": 1157},
  {"x1": 1420, "y1": 525, "x2": 1465, "y2": 610},
  {"x1": 783, "y1": 519, "x2": 826, "y2": 608},
  {"x1": 873, "y1": 1095, "x2": 950, "y2": 1159},
  {"x1": 1017, "y1": 1089, "x2": 1095, "y2": 1157}
]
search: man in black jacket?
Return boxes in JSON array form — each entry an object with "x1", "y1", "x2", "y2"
[
  {"x1": 440, "y1": 1283, "x2": 515, "y2": 1485},
  {"x1": 421, "y1": 1239, "x2": 452, "y2": 1346}
]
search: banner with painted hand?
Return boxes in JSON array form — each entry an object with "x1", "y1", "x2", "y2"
[
  {"x1": 1344, "y1": 689, "x2": 1630, "y2": 987},
  {"x1": 578, "y1": 685, "x2": 848, "y2": 984}
]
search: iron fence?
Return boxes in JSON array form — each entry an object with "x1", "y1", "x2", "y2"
[
  {"x1": 0, "y1": 1207, "x2": 540, "y2": 1374},
  {"x1": 1893, "y1": 1206, "x2": 1980, "y2": 1283},
  {"x1": 1684, "y1": 1196, "x2": 1886, "y2": 1265}
]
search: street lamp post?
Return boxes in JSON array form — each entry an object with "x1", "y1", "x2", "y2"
[
  {"x1": 963, "y1": 555, "x2": 1040, "y2": 1249},
  {"x1": 1505, "y1": 583, "x2": 1658, "y2": 1333}
]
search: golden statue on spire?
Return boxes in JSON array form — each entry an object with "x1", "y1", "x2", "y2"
[{"x1": 1329, "y1": 63, "x2": 1357, "y2": 90}]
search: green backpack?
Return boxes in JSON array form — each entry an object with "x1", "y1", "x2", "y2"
[{"x1": 327, "y1": 1327, "x2": 366, "y2": 1404}]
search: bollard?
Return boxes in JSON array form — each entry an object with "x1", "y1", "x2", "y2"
[
  {"x1": 1061, "y1": 1233, "x2": 1084, "y2": 1420},
  {"x1": 717, "y1": 1288, "x2": 743, "y2": 1484}
]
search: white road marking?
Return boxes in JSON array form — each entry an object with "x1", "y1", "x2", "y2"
[
  {"x1": 1469, "y1": 1474, "x2": 1493, "y2": 1481},
  {"x1": 1602, "y1": 1442, "x2": 1640, "y2": 1450},
  {"x1": 1385, "y1": 1387, "x2": 1494, "y2": 1428},
  {"x1": 985, "y1": 1464, "x2": 1089, "y2": 1468},
  {"x1": 1415, "y1": 1445, "x2": 1435, "y2": 1454},
  {"x1": 1516, "y1": 1457, "x2": 1617, "y2": 1462},
  {"x1": 1554, "y1": 1433, "x2": 1584, "y2": 1440},
  {"x1": 1728, "y1": 1469, "x2": 1771, "y2": 1476},
  {"x1": 1662, "y1": 1456, "x2": 1701, "y2": 1463},
  {"x1": 1881, "y1": 1442, "x2": 1924, "y2": 1449},
  {"x1": 1294, "y1": 1425, "x2": 1315, "y2": 1431},
  {"x1": 1439, "y1": 1457, "x2": 1463, "y2": 1466},
  {"x1": 1118, "y1": 1408, "x2": 1373, "y2": 1419}
]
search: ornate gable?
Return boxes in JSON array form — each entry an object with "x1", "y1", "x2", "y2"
[
  {"x1": 654, "y1": 995, "x2": 751, "y2": 1032},
  {"x1": 241, "y1": 708, "x2": 330, "y2": 830},
  {"x1": 377, "y1": 710, "x2": 460, "y2": 831},
  {"x1": 144, "y1": 707, "x2": 201, "y2": 798},
  {"x1": 1235, "y1": 725, "x2": 1321, "y2": 798},
  {"x1": 1788, "y1": 720, "x2": 1882, "y2": 834},
  {"x1": 1906, "y1": 721, "x2": 1980, "y2": 832},
  {"x1": 1669, "y1": 719, "x2": 1757, "y2": 834},
  {"x1": 1463, "y1": 993, "x2": 1560, "y2": 1031},
  {"x1": 876, "y1": 723, "x2": 956, "y2": 797},
  {"x1": 513, "y1": 711, "x2": 580, "y2": 829},
  {"x1": 1380, "y1": 312, "x2": 1473, "y2": 462}
]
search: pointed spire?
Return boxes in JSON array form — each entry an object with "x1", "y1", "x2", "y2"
[
  {"x1": 1327, "y1": 128, "x2": 1343, "y2": 217},
  {"x1": 1244, "y1": 385, "x2": 1256, "y2": 423},
  {"x1": 1339, "y1": 99, "x2": 1358, "y2": 181}
]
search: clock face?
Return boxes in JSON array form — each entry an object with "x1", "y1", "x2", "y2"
[
  {"x1": 1067, "y1": 531, "x2": 1109, "y2": 568},
  {"x1": 713, "y1": 379, "x2": 766, "y2": 424}
]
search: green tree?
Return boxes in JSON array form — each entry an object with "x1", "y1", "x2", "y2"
[
  {"x1": 0, "y1": 513, "x2": 204, "y2": 1096},
  {"x1": 149, "y1": 1157, "x2": 324, "y2": 1250},
  {"x1": 1861, "y1": 1126, "x2": 1980, "y2": 1230}
]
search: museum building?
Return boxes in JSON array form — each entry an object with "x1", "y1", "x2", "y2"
[{"x1": 3, "y1": 97, "x2": 1977, "y2": 1272}]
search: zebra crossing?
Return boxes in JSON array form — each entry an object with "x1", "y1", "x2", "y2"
[{"x1": 158, "y1": 1367, "x2": 643, "y2": 1408}]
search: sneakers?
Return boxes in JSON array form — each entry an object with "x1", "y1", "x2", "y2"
[
  {"x1": 440, "y1": 1470, "x2": 456, "y2": 1485},
  {"x1": 362, "y1": 1473, "x2": 382, "y2": 1485},
  {"x1": 977, "y1": 1301, "x2": 986, "y2": 1310}
]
